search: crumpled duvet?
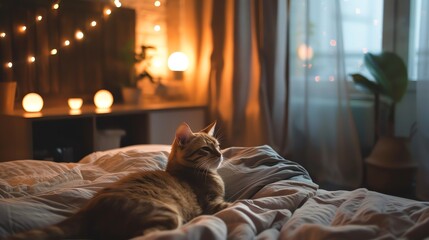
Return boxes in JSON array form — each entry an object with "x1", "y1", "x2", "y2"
[{"x1": 1, "y1": 144, "x2": 429, "y2": 239}]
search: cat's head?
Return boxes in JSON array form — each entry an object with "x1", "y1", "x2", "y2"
[{"x1": 169, "y1": 122, "x2": 222, "y2": 170}]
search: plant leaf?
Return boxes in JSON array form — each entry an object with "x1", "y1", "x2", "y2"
[
  {"x1": 350, "y1": 74, "x2": 381, "y2": 94},
  {"x1": 364, "y1": 52, "x2": 408, "y2": 102}
]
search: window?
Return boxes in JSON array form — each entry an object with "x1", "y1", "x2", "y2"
[
  {"x1": 409, "y1": 0, "x2": 424, "y2": 81},
  {"x1": 340, "y1": 0, "x2": 384, "y2": 76}
]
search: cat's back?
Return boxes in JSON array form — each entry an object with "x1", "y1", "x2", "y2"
[{"x1": 95, "y1": 170, "x2": 195, "y2": 201}]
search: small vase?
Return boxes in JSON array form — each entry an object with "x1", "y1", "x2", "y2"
[
  {"x1": 121, "y1": 87, "x2": 142, "y2": 105},
  {"x1": 0, "y1": 81, "x2": 17, "y2": 114}
]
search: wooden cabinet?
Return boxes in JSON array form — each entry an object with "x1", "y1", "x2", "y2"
[{"x1": 0, "y1": 102, "x2": 206, "y2": 162}]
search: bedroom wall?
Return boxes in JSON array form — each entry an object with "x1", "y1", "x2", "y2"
[
  {"x1": 121, "y1": 0, "x2": 206, "y2": 104},
  {"x1": 0, "y1": 0, "x2": 135, "y2": 105}
]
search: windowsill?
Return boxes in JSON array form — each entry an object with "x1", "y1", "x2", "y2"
[{"x1": 407, "y1": 80, "x2": 417, "y2": 92}]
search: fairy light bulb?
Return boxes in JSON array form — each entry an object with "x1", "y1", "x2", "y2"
[
  {"x1": 104, "y1": 8, "x2": 112, "y2": 16},
  {"x1": 36, "y1": 15, "x2": 43, "y2": 21},
  {"x1": 19, "y1": 25, "x2": 26, "y2": 33},
  {"x1": 114, "y1": 0, "x2": 122, "y2": 8},
  {"x1": 75, "y1": 30, "x2": 84, "y2": 40},
  {"x1": 64, "y1": 40, "x2": 70, "y2": 46},
  {"x1": 154, "y1": 25, "x2": 161, "y2": 32},
  {"x1": 28, "y1": 56, "x2": 35, "y2": 63},
  {"x1": 6, "y1": 62, "x2": 12, "y2": 68},
  {"x1": 50, "y1": 49, "x2": 58, "y2": 55},
  {"x1": 52, "y1": 3, "x2": 59, "y2": 10},
  {"x1": 154, "y1": 1, "x2": 161, "y2": 7},
  {"x1": 0, "y1": 32, "x2": 5, "y2": 38},
  {"x1": 90, "y1": 21, "x2": 97, "y2": 27}
]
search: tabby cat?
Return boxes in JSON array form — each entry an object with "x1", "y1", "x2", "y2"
[{"x1": 6, "y1": 122, "x2": 231, "y2": 240}]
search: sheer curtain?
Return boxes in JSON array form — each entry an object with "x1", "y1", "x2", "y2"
[
  {"x1": 415, "y1": 0, "x2": 429, "y2": 200},
  {"x1": 187, "y1": 0, "x2": 362, "y2": 189},
  {"x1": 287, "y1": 0, "x2": 362, "y2": 189}
]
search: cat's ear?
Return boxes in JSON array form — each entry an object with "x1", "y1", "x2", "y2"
[
  {"x1": 201, "y1": 121, "x2": 216, "y2": 136},
  {"x1": 175, "y1": 122, "x2": 194, "y2": 146}
]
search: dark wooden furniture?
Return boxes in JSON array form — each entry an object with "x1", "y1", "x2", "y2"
[{"x1": 0, "y1": 102, "x2": 206, "y2": 162}]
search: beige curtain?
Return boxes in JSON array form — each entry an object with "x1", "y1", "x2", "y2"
[{"x1": 183, "y1": 0, "x2": 289, "y2": 150}]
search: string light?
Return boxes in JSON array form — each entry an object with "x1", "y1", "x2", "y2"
[
  {"x1": 2, "y1": 0, "x2": 119, "y2": 69},
  {"x1": 154, "y1": 1, "x2": 161, "y2": 7},
  {"x1": 104, "y1": 8, "x2": 112, "y2": 16},
  {"x1": 114, "y1": 0, "x2": 122, "y2": 8},
  {"x1": 75, "y1": 30, "x2": 84, "y2": 40},
  {"x1": 19, "y1": 25, "x2": 27, "y2": 33}
]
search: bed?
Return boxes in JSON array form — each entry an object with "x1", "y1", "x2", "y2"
[{"x1": 1, "y1": 144, "x2": 429, "y2": 239}]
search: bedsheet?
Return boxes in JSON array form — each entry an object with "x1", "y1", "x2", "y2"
[{"x1": 1, "y1": 145, "x2": 428, "y2": 239}]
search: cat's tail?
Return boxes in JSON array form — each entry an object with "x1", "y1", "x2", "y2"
[{"x1": 2, "y1": 213, "x2": 85, "y2": 240}]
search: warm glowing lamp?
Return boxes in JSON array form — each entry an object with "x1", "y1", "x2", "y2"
[
  {"x1": 22, "y1": 93, "x2": 44, "y2": 112},
  {"x1": 68, "y1": 98, "x2": 83, "y2": 110},
  {"x1": 168, "y1": 52, "x2": 189, "y2": 80},
  {"x1": 94, "y1": 90, "x2": 113, "y2": 109}
]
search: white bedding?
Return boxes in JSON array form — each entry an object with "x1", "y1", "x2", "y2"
[{"x1": 0, "y1": 145, "x2": 429, "y2": 239}]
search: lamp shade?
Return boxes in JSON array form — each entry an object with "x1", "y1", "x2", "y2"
[
  {"x1": 22, "y1": 93, "x2": 43, "y2": 112},
  {"x1": 94, "y1": 90, "x2": 113, "y2": 109},
  {"x1": 167, "y1": 52, "x2": 189, "y2": 71}
]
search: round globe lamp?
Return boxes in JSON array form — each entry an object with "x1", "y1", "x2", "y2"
[
  {"x1": 94, "y1": 90, "x2": 113, "y2": 109},
  {"x1": 22, "y1": 93, "x2": 44, "y2": 112},
  {"x1": 167, "y1": 52, "x2": 189, "y2": 80}
]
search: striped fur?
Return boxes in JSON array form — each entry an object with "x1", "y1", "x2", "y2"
[{"x1": 4, "y1": 122, "x2": 230, "y2": 240}]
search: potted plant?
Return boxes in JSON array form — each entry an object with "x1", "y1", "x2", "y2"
[
  {"x1": 351, "y1": 52, "x2": 416, "y2": 196},
  {"x1": 120, "y1": 45, "x2": 156, "y2": 105}
]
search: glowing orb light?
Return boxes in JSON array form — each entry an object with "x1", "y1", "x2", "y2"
[
  {"x1": 22, "y1": 93, "x2": 44, "y2": 112},
  {"x1": 167, "y1": 52, "x2": 189, "y2": 71},
  {"x1": 94, "y1": 90, "x2": 113, "y2": 109},
  {"x1": 68, "y1": 98, "x2": 83, "y2": 110}
]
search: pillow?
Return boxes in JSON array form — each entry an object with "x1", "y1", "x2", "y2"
[{"x1": 219, "y1": 145, "x2": 314, "y2": 201}]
